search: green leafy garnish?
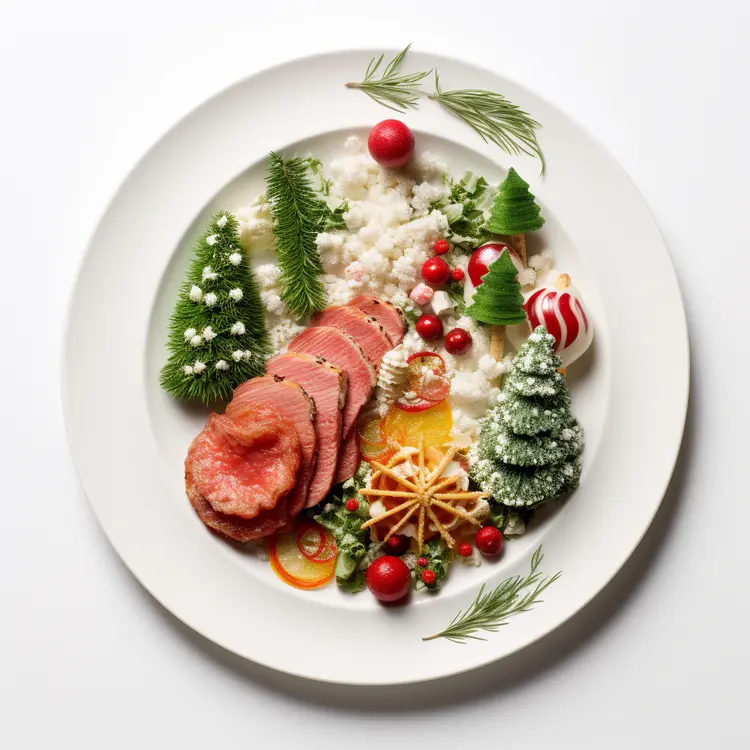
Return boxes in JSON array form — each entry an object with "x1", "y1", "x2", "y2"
[
  {"x1": 432, "y1": 171, "x2": 494, "y2": 252},
  {"x1": 314, "y1": 464, "x2": 372, "y2": 591},
  {"x1": 416, "y1": 538, "x2": 453, "y2": 592},
  {"x1": 423, "y1": 545, "x2": 560, "y2": 643}
]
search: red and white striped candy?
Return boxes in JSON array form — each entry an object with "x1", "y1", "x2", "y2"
[{"x1": 507, "y1": 272, "x2": 593, "y2": 368}]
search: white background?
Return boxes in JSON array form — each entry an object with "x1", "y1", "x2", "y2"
[{"x1": 1, "y1": 0, "x2": 748, "y2": 747}]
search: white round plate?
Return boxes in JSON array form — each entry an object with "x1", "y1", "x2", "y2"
[{"x1": 63, "y1": 49, "x2": 688, "y2": 685}]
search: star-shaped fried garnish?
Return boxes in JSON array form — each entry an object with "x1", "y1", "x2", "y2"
[{"x1": 359, "y1": 439, "x2": 489, "y2": 552}]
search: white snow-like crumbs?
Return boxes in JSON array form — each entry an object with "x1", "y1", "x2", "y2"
[
  {"x1": 202, "y1": 266, "x2": 218, "y2": 281},
  {"x1": 203, "y1": 293, "x2": 217, "y2": 307},
  {"x1": 215, "y1": 360, "x2": 229, "y2": 371},
  {"x1": 189, "y1": 285, "x2": 202, "y2": 302},
  {"x1": 230, "y1": 321, "x2": 246, "y2": 336},
  {"x1": 216, "y1": 214, "x2": 228, "y2": 229},
  {"x1": 205, "y1": 234, "x2": 218, "y2": 246},
  {"x1": 228, "y1": 287, "x2": 243, "y2": 302},
  {"x1": 228, "y1": 252, "x2": 242, "y2": 266},
  {"x1": 201, "y1": 326, "x2": 216, "y2": 342}
]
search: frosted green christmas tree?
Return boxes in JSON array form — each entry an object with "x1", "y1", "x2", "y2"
[
  {"x1": 470, "y1": 326, "x2": 583, "y2": 507},
  {"x1": 485, "y1": 167, "x2": 545, "y2": 235},
  {"x1": 160, "y1": 212, "x2": 269, "y2": 404},
  {"x1": 466, "y1": 250, "x2": 526, "y2": 326}
]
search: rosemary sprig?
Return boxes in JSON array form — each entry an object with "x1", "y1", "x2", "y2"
[
  {"x1": 345, "y1": 44, "x2": 432, "y2": 113},
  {"x1": 345, "y1": 46, "x2": 545, "y2": 172},
  {"x1": 422, "y1": 545, "x2": 560, "y2": 643},
  {"x1": 428, "y1": 73, "x2": 545, "y2": 173}
]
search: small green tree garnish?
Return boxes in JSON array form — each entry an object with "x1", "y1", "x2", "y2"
[
  {"x1": 486, "y1": 167, "x2": 545, "y2": 234},
  {"x1": 422, "y1": 545, "x2": 560, "y2": 643},
  {"x1": 346, "y1": 46, "x2": 545, "y2": 172},
  {"x1": 466, "y1": 250, "x2": 527, "y2": 326},
  {"x1": 266, "y1": 153, "x2": 328, "y2": 319},
  {"x1": 159, "y1": 212, "x2": 269, "y2": 405}
]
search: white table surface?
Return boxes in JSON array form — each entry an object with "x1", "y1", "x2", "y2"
[{"x1": 1, "y1": 1, "x2": 748, "y2": 747}]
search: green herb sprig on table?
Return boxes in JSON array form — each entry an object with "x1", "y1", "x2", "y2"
[
  {"x1": 423, "y1": 545, "x2": 560, "y2": 643},
  {"x1": 266, "y1": 153, "x2": 328, "y2": 319},
  {"x1": 346, "y1": 46, "x2": 545, "y2": 173}
]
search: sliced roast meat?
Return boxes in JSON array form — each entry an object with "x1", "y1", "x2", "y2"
[
  {"x1": 186, "y1": 471, "x2": 290, "y2": 542},
  {"x1": 310, "y1": 306, "x2": 391, "y2": 369},
  {"x1": 267, "y1": 353, "x2": 346, "y2": 507},
  {"x1": 348, "y1": 294, "x2": 406, "y2": 346},
  {"x1": 288, "y1": 326, "x2": 376, "y2": 444},
  {"x1": 185, "y1": 410, "x2": 300, "y2": 521},
  {"x1": 226, "y1": 376, "x2": 317, "y2": 520},
  {"x1": 335, "y1": 435, "x2": 360, "y2": 484}
]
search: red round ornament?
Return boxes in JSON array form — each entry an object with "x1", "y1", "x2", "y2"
[
  {"x1": 422, "y1": 256, "x2": 451, "y2": 286},
  {"x1": 366, "y1": 556, "x2": 412, "y2": 602},
  {"x1": 345, "y1": 498, "x2": 359, "y2": 512},
  {"x1": 384, "y1": 534, "x2": 410, "y2": 556},
  {"x1": 421, "y1": 569, "x2": 437, "y2": 586},
  {"x1": 433, "y1": 239, "x2": 450, "y2": 255},
  {"x1": 458, "y1": 542, "x2": 473, "y2": 557},
  {"x1": 367, "y1": 120, "x2": 415, "y2": 168},
  {"x1": 467, "y1": 242, "x2": 522, "y2": 287},
  {"x1": 415, "y1": 314, "x2": 443, "y2": 341},
  {"x1": 475, "y1": 526, "x2": 504, "y2": 556},
  {"x1": 450, "y1": 267, "x2": 465, "y2": 282},
  {"x1": 444, "y1": 328, "x2": 473, "y2": 356}
]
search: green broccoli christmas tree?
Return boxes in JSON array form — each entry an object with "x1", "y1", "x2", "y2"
[
  {"x1": 160, "y1": 212, "x2": 270, "y2": 404},
  {"x1": 470, "y1": 326, "x2": 583, "y2": 508},
  {"x1": 466, "y1": 250, "x2": 527, "y2": 326},
  {"x1": 485, "y1": 167, "x2": 545, "y2": 235}
]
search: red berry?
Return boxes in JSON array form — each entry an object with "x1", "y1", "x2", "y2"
[
  {"x1": 417, "y1": 557, "x2": 428, "y2": 568},
  {"x1": 366, "y1": 556, "x2": 412, "y2": 602},
  {"x1": 451, "y1": 267, "x2": 465, "y2": 282},
  {"x1": 475, "y1": 526, "x2": 504, "y2": 556},
  {"x1": 433, "y1": 239, "x2": 450, "y2": 255},
  {"x1": 415, "y1": 314, "x2": 443, "y2": 341},
  {"x1": 385, "y1": 534, "x2": 410, "y2": 556},
  {"x1": 345, "y1": 498, "x2": 359, "y2": 512},
  {"x1": 422, "y1": 256, "x2": 451, "y2": 285},
  {"x1": 444, "y1": 328, "x2": 473, "y2": 356},
  {"x1": 458, "y1": 542, "x2": 473, "y2": 557},
  {"x1": 421, "y1": 569, "x2": 437, "y2": 586},
  {"x1": 467, "y1": 243, "x2": 520, "y2": 287},
  {"x1": 367, "y1": 120, "x2": 415, "y2": 168}
]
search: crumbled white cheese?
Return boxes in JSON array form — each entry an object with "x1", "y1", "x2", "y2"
[
  {"x1": 269, "y1": 320, "x2": 304, "y2": 354},
  {"x1": 430, "y1": 290, "x2": 454, "y2": 317},
  {"x1": 234, "y1": 196, "x2": 274, "y2": 249}
]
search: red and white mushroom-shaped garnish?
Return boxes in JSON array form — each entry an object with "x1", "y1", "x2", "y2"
[{"x1": 506, "y1": 270, "x2": 593, "y2": 368}]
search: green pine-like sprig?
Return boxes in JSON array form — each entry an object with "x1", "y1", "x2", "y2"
[
  {"x1": 466, "y1": 250, "x2": 526, "y2": 326},
  {"x1": 266, "y1": 153, "x2": 328, "y2": 319},
  {"x1": 486, "y1": 167, "x2": 545, "y2": 235},
  {"x1": 159, "y1": 212, "x2": 270, "y2": 405}
]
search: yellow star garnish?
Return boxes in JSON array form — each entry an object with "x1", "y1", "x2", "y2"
[{"x1": 359, "y1": 438, "x2": 489, "y2": 553}]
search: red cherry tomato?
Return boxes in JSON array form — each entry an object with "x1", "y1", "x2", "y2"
[
  {"x1": 458, "y1": 542, "x2": 473, "y2": 557},
  {"x1": 366, "y1": 556, "x2": 412, "y2": 602},
  {"x1": 475, "y1": 526, "x2": 504, "y2": 556},
  {"x1": 421, "y1": 569, "x2": 437, "y2": 586},
  {"x1": 451, "y1": 267, "x2": 465, "y2": 282},
  {"x1": 367, "y1": 120, "x2": 415, "y2": 168},
  {"x1": 417, "y1": 557, "x2": 428, "y2": 568},
  {"x1": 444, "y1": 328, "x2": 473, "y2": 356},
  {"x1": 345, "y1": 498, "x2": 359, "y2": 512},
  {"x1": 422, "y1": 256, "x2": 451, "y2": 285},
  {"x1": 433, "y1": 239, "x2": 450, "y2": 255},
  {"x1": 415, "y1": 314, "x2": 443, "y2": 341}
]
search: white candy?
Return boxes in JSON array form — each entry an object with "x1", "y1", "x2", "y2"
[
  {"x1": 431, "y1": 290, "x2": 455, "y2": 316},
  {"x1": 409, "y1": 282, "x2": 434, "y2": 306}
]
